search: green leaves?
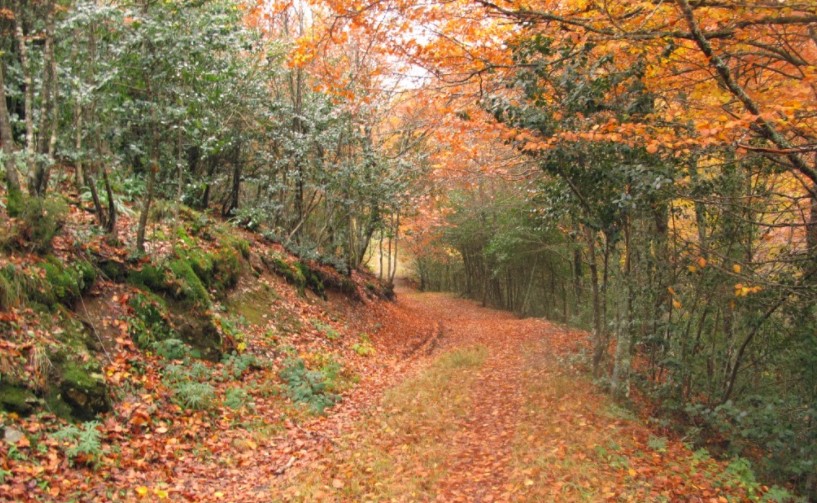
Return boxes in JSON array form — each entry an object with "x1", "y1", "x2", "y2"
[{"x1": 279, "y1": 357, "x2": 341, "y2": 415}]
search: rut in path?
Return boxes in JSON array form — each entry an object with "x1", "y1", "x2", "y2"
[{"x1": 279, "y1": 288, "x2": 757, "y2": 502}]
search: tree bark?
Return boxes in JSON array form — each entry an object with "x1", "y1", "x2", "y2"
[
  {"x1": 31, "y1": 0, "x2": 57, "y2": 197},
  {"x1": 13, "y1": 1, "x2": 34, "y2": 177},
  {"x1": 0, "y1": 61, "x2": 22, "y2": 214},
  {"x1": 136, "y1": 160, "x2": 157, "y2": 254}
]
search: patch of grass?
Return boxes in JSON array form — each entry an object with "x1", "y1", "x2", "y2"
[
  {"x1": 220, "y1": 352, "x2": 261, "y2": 381},
  {"x1": 647, "y1": 435, "x2": 668, "y2": 453},
  {"x1": 0, "y1": 264, "x2": 26, "y2": 310}
]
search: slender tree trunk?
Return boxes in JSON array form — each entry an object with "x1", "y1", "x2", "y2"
[
  {"x1": 101, "y1": 165, "x2": 116, "y2": 234},
  {"x1": 14, "y1": 2, "x2": 34, "y2": 177},
  {"x1": 136, "y1": 159, "x2": 157, "y2": 254},
  {"x1": 379, "y1": 231, "x2": 384, "y2": 280},
  {"x1": 223, "y1": 143, "x2": 242, "y2": 217},
  {"x1": 87, "y1": 169, "x2": 106, "y2": 226},
  {"x1": 585, "y1": 226, "x2": 605, "y2": 378},
  {"x1": 200, "y1": 157, "x2": 217, "y2": 209},
  {"x1": 0, "y1": 61, "x2": 23, "y2": 215},
  {"x1": 612, "y1": 219, "x2": 634, "y2": 398},
  {"x1": 389, "y1": 212, "x2": 400, "y2": 283},
  {"x1": 74, "y1": 99, "x2": 84, "y2": 190},
  {"x1": 31, "y1": 0, "x2": 57, "y2": 196}
]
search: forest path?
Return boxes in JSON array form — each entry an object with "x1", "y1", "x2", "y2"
[{"x1": 276, "y1": 288, "x2": 747, "y2": 502}]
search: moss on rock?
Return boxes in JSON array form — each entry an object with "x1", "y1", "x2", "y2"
[
  {"x1": 58, "y1": 361, "x2": 110, "y2": 421},
  {"x1": 0, "y1": 383, "x2": 37, "y2": 415}
]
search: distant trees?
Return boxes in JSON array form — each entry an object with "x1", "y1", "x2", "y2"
[{"x1": 0, "y1": 0, "x2": 423, "y2": 271}]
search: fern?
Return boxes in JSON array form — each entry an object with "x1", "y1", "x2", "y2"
[
  {"x1": 280, "y1": 357, "x2": 340, "y2": 414},
  {"x1": 224, "y1": 387, "x2": 250, "y2": 410},
  {"x1": 52, "y1": 421, "x2": 102, "y2": 466},
  {"x1": 172, "y1": 381, "x2": 215, "y2": 410}
]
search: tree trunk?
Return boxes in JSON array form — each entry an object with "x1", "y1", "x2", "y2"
[
  {"x1": 136, "y1": 160, "x2": 157, "y2": 254},
  {"x1": 223, "y1": 143, "x2": 242, "y2": 217},
  {"x1": 31, "y1": 0, "x2": 57, "y2": 197},
  {"x1": 101, "y1": 165, "x2": 116, "y2": 235},
  {"x1": 13, "y1": 2, "x2": 34, "y2": 177},
  {"x1": 611, "y1": 218, "x2": 634, "y2": 398},
  {"x1": 389, "y1": 212, "x2": 400, "y2": 284},
  {"x1": 585, "y1": 226, "x2": 605, "y2": 378},
  {"x1": 0, "y1": 60, "x2": 23, "y2": 215}
]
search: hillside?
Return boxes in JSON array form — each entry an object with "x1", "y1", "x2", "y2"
[{"x1": 0, "y1": 185, "x2": 415, "y2": 501}]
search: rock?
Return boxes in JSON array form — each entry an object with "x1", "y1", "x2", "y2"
[
  {"x1": 170, "y1": 310, "x2": 223, "y2": 361},
  {"x1": 3, "y1": 427, "x2": 25, "y2": 445},
  {"x1": 59, "y1": 361, "x2": 111, "y2": 420},
  {"x1": 0, "y1": 383, "x2": 37, "y2": 416}
]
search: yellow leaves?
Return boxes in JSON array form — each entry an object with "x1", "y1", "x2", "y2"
[
  {"x1": 732, "y1": 264, "x2": 741, "y2": 274},
  {"x1": 288, "y1": 34, "x2": 318, "y2": 68},
  {"x1": 688, "y1": 257, "x2": 706, "y2": 273},
  {"x1": 135, "y1": 486, "x2": 168, "y2": 499},
  {"x1": 734, "y1": 283, "x2": 762, "y2": 297},
  {"x1": 672, "y1": 299, "x2": 682, "y2": 309}
]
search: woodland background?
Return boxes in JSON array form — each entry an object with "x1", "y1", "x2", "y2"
[{"x1": 0, "y1": 0, "x2": 816, "y2": 498}]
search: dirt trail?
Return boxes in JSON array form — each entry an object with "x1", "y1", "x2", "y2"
[
  {"x1": 278, "y1": 287, "x2": 755, "y2": 502},
  {"x1": 419, "y1": 294, "x2": 536, "y2": 502}
]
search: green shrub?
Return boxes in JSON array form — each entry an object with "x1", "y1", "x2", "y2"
[
  {"x1": 171, "y1": 381, "x2": 215, "y2": 410},
  {"x1": 279, "y1": 357, "x2": 340, "y2": 415},
  {"x1": 224, "y1": 387, "x2": 250, "y2": 410},
  {"x1": 266, "y1": 255, "x2": 306, "y2": 294},
  {"x1": 38, "y1": 257, "x2": 96, "y2": 306},
  {"x1": 353, "y1": 333, "x2": 376, "y2": 357},
  {"x1": 51, "y1": 421, "x2": 102, "y2": 467},
  {"x1": 313, "y1": 320, "x2": 340, "y2": 341},
  {"x1": 128, "y1": 293, "x2": 178, "y2": 348},
  {"x1": 152, "y1": 338, "x2": 192, "y2": 360},
  {"x1": 14, "y1": 195, "x2": 67, "y2": 253},
  {"x1": 167, "y1": 258, "x2": 211, "y2": 307},
  {"x1": 296, "y1": 262, "x2": 325, "y2": 299},
  {"x1": 221, "y1": 352, "x2": 259, "y2": 380}
]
